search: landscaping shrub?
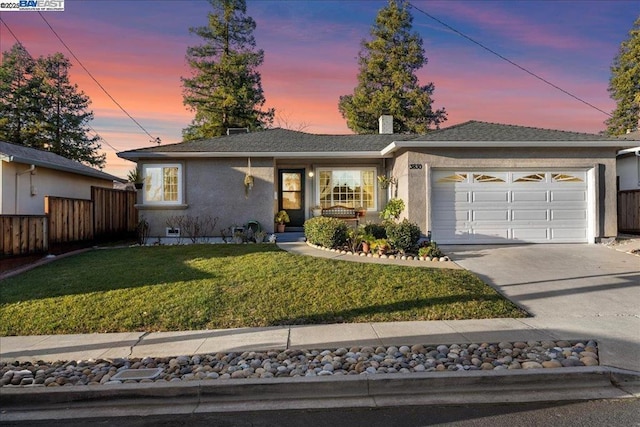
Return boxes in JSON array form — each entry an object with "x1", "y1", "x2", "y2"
[
  {"x1": 418, "y1": 241, "x2": 443, "y2": 258},
  {"x1": 304, "y1": 216, "x2": 348, "y2": 248},
  {"x1": 386, "y1": 219, "x2": 421, "y2": 253},
  {"x1": 346, "y1": 228, "x2": 363, "y2": 252},
  {"x1": 363, "y1": 222, "x2": 387, "y2": 239}
]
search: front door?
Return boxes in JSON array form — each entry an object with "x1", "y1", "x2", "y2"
[{"x1": 278, "y1": 169, "x2": 305, "y2": 227}]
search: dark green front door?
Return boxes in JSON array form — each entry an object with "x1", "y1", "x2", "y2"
[{"x1": 278, "y1": 169, "x2": 305, "y2": 227}]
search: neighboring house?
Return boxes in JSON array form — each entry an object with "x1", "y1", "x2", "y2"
[
  {"x1": 616, "y1": 130, "x2": 640, "y2": 191},
  {"x1": 117, "y1": 117, "x2": 633, "y2": 244},
  {"x1": 1, "y1": 141, "x2": 123, "y2": 215}
]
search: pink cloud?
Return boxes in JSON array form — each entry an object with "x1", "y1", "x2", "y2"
[{"x1": 417, "y1": 1, "x2": 597, "y2": 51}]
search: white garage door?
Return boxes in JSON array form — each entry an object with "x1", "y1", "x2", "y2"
[{"x1": 432, "y1": 170, "x2": 589, "y2": 244}]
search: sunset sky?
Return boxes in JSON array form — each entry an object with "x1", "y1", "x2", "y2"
[{"x1": 0, "y1": 0, "x2": 637, "y2": 178}]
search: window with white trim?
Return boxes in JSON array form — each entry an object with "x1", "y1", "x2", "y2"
[
  {"x1": 317, "y1": 168, "x2": 376, "y2": 210},
  {"x1": 142, "y1": 164, "x2": 183, "y2": 204}
]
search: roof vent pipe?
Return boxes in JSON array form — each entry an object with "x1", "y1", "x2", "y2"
[{"x1": 379, "y1": 115, "x2": 393, "y2": 135}]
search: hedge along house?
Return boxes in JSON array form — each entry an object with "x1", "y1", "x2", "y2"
[{"x1": 117, "y1": 117, "x2": 634, "y2": 244}]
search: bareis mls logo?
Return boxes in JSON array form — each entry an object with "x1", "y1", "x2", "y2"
[{"x1": 0, "y1": 0, "x2": 65, "y2": 11}]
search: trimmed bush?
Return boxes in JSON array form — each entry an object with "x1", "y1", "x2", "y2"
[
  {"x1": 363, "y1": 222, "x2": 387, "y2": 239},
  {"x1": 386, "y1": 219, "x2": 422, "y2": 254},
  {"x1": 304, "y1": 216, "x2": 348, "y2": 248},
  {"x1": 418, "y1": 241, "x2": 443, "y2": 258}
]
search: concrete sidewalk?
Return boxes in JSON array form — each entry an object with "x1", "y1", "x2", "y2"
[
  {"x1": 1, "y1": 238, "x2": 638, "y2": 370},
  {"x1": 1, "y1": 238, "x2": 639, "y2": 422}
]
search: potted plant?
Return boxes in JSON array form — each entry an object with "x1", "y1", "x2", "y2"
[
  {"x1": 370, "y1": 238, "x2": 389, "y2": 255},
  {"x1": 380, "y1": 198, "x2": 405, "y2": 223},
  {"x1": 254, "y1": 230, "x2": 267, "y2": 243},
  {"x1": 274, "y1": 210, "x2": 290, "y2": 233},
  {"x1": 127, "y1": 167, "x2": 143, "y2": 190},
  {"x1": 377, "y1": 175, "x2": 397, "y2": 190},
  {"x1": 311, "y1": 205, "x2": 323, "y2": 217},
  {"x1": 361, "y1": 233, "x2": 375, "y2": 253},
  {"x1": 244, "y1": 173, "x2": 254, "y2": 198},
  {"x1": 356, "y1": 206, "x2": 367, "y2": 218}
]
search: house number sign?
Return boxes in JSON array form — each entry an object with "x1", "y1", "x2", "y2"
[{"x1": 409, "y1": 164, "x2": 423, "y2": 170}]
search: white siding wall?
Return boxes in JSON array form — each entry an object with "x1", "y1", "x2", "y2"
[
  {"x1": 1, "y1": 160, "x2": 114, "y2": 215},
  {"x1": 617, "y1": 154, "x2": 640, "y2": 191}
]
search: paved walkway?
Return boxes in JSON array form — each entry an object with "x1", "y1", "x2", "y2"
[{"x1": 1, "y1": 237, "x2": 638, "y2": 373}]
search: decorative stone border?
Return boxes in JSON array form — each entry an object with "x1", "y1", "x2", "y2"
[
  {"x1": 0, "y1": 340, "x2": 599, "y2": 387},
  {"x1": 306, "y1": 242, "x2": 451, "y2": 262}
]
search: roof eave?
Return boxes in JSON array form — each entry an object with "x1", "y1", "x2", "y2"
[
  {"x1": 2, "y1": 153, "x2": 124, "y2": 183},
  {"x1": 617, "y1": 146, "x2": 640, "y2": 156},
  {"x1": 118, "y1": 151, "x2": 390, "y2": 160},
  {"x1": 381, "y1": 140, "x2": 634, "y2": 155}
]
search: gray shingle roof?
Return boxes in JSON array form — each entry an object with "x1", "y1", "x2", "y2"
[
  {"x1": 118, "y1": 128, "x2": 420, "y2": 155},
  {"x1": 118, "y1": 121, "x2": 623, "y2": 160},
  {"x1": 410, "y1": 121, "x2": 620, "y2": 141},
  {"x1": 0, "y1": 141, "x2": 122, "y2": 182}
]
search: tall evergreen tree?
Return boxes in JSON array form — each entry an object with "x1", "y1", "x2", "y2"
[
  {"x1": 0, "y1": 44, "x2": 43, "y2": 147},
  {"x1": 0, "y1": 44, "x2": 104, "y2": 168},
  {"x1": 606, "y1": 16, "x2": 640, "y2": 135},
  {"x1": 181, "y1": 0, "x2": 274, "y2": 140},
  {"x1": 37, "y1": 53, "x2": 105, "y2": 168},
  {"x1": 339, "y1": 0, "x2": 446, "y2": 134}
]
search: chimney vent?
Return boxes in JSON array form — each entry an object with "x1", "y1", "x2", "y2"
[
  {"x1": 379, "y1": 115, "x2": 393, "y2": 134},
  {"x1": 227, "y1": 128, "x2": 249, "y2": 135}
]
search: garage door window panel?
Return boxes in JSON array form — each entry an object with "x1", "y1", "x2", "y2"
[
  {"x1": 474, "y1": 173, "x2": 506, "y2": 183},
  {"x1": 514, "y1": 173, "x2": 546, "y2": 182}
]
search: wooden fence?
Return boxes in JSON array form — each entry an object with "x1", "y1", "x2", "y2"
[
  {"x1": 618, "y1": 189, "x2": 640, "y2": 233},
  {"x1": 1, "y1": 187, "x2": 137, "y2": 257},
  {"x1": 92, "y1": 187, "x2": 138, "y2": 240},
  {"x1": 45, "y1": 196, "x2": 94, "y2": 245},
  {"x1": 0, "y1": 215, "x2": 48, "y2": 256}
]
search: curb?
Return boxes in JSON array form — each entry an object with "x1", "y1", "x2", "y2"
[{"x1": 1, "y1": 367, "x2": 638, "y2": 422}]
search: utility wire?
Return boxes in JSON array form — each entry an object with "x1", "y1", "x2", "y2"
[
  {"x1": 0, "y1": 16, "x2": 24, "y2": 54},
  {"x1": 408, "y1": 2, "x2": 612, "y2": 118},
  {"x1": 37, "y1": 11, "x2": 162, "y2": 143},
  {"x1": 0, "y1": 17, "x2": 120, "y2": 153}
]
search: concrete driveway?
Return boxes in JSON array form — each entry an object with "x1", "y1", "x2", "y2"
[{"x1": 443, "y1": 244, "x2": 640, "y2": 371}]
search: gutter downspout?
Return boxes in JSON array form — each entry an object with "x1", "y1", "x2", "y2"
[{"x1": 15, "y1": 164, "x2": 36, "y2": 214}]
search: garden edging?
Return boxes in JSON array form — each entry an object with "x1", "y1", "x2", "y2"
[{"x1": 305, "y1": 241, "x2": 452, "y2": 263}]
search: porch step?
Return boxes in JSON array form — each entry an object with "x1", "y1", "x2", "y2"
[{"x1": 275, "y1": 232, "x2": 306, "y2": 243}]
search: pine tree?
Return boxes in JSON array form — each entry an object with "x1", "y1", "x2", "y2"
[
  {"x1": 606, "y1": 16, "x2": 640, "y2": 135},
  {"x1": 338, "y1": 0, "x2": 446, "y2": 134},
  {"x1": 0, "y1": 44, "x2": 43, "y2": 147},
  {"x1": 0, "y1": 44, "x2": 104, "y2": 168},
  {"x1": 37, "y1": 53, "x2": 104, "y2": 168},
  {"x1": 181, "y1": 0, "x2": 274, "y2": 140}
]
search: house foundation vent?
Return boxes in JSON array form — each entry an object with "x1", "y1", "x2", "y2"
[{"x1": 166, "y1": 227, "x2": 180, "y2": 237}]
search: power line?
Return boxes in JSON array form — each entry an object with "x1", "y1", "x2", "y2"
[
  {"x1": 408, "y1": 2, "x2": 612, "y2": 118},
  {"x1": 0, "y1": 17, "x2": 120, "y2": 153},
  {"x1": 0, "y1": 17, "x2": 24, "y2": 54},
  {"x1": 37, "y1": 11, "x2": 162, "y2": 143}
]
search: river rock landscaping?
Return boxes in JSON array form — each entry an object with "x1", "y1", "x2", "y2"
[
  {"x1": 307, "y1": 242, "x2": 451, "y2": 262},
  {"x1": 0, "y1": 340, "x2": 598, "y2": 387}
]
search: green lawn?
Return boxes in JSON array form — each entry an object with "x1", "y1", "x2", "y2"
[{"x1": 0, "y1": 245, "x2": 525, "y2": 335}]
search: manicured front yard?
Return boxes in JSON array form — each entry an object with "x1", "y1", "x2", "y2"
[{"x1": 0, "y1": 245, "x2": 525, "y2": 336}]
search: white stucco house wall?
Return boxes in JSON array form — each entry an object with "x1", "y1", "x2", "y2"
[
  {"x1": 118, "y1": 118, "x2": 634, "y2": 244},
  {"x1": 1, "y1": 141, "x2": 123, "y2": 215},
  {"x1": 616, "y1": 130, "x2": 640, "y2": 191}
]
